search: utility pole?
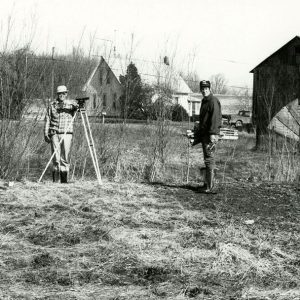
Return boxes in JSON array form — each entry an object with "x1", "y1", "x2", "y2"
[
  {"x1": 51, "y1": 47, "x2": 55, "y2": 104},
  {"x1": 0, "y1": 76, "x2": 3, "y2": 116},
  {"x1": 24, "y1": 51, "x2": 28, "y2": 101}
]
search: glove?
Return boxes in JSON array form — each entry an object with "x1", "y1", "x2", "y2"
[
  {"x1": 71, "y1": 100, "x2": 79, "y2": 110},
  {"x1": 73, "y1": 102, "x2": 79, "y2": 109},
  {"x1": 44, "y1": 135, "x2": 51, "y2": 143},
  {"x1": 209, "y1": 134, "x2": 218, "y2": 143}
]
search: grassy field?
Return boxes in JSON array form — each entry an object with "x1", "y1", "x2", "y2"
[
  {"x1": 0, "y1": 122, "x2": 299, "y2": 299},
  {"x1": 0, "y1": 178, "x2": 299, "y2": 299}
]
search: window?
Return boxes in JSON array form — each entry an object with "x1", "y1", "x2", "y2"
[
  {"x1": 102, "y1": 94, "x2": 107, "y2": 109},
  {"x1": 106, "y1": 73, "x2": 110, "y2": 84},
  {"x1": 192, "y1": 102, "x2": 196, "y2": 115},
  {"x1": 99, "y1": 70, "x2": 103, "y2": 85},
  {"x1": 93, "y1": 94, "x2": 97, "y2": 109},
  {"x1": 113, "y1": 93, "x2": 117, "y2": 110},
  {"x1": 239, "y1": 110, "x2": 250, "y2": 117},
  {"x1": 174, "y1": 97, "x2": 179, "y2": 104}
]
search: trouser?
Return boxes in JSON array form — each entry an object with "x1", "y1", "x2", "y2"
[
  {"x1": 51, "y1": 133, "x2": 73, "y2": 173},
  {"x1": 202, "y1": 135, "x2": 217, "y2": 188}
]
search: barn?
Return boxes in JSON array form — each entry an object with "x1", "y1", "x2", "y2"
[{"x1": 250, "y1": 36, "x2": 300, "y2": 145}]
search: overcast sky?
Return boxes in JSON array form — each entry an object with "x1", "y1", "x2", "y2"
[{"x1": 1, "y1": 0, "x2": 300, "y2": 89}]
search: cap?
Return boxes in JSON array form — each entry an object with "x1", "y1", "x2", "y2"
[
  {"x1": 56, "y1": 85, "x2": 68, "y2": 93},
  {"x1": 199, "y1": 80, "x2": 211, "y2": 89}
]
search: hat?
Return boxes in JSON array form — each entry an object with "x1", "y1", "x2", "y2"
[
  {"x1": 199, "y1": 80, "x2": 211, "y2": 89},
  {"x1": 56, "y1": 85, "x2": 68, "y2": 93}
]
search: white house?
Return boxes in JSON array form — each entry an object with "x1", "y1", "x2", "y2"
[{"x1": 82, "y1": 55, "x2": 192, "y2": 118}]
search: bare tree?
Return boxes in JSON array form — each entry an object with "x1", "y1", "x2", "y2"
[{"x1": 210, "y1": 73, "x2": 228, "y2": 94}]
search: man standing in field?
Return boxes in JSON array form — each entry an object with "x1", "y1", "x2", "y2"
[
  {"x1": 196, "y1": 80, "x2": 222, "y2": 193},
  {"x1": 44, "y1": 85, "x2": 78, "y2": 183}
]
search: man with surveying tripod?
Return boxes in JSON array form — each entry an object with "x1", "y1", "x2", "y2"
[
  {"x1": 195, "y1": 80, "x2": 222, "y2": 193},
  {"x1": 44, "y1": 85, "x2": 78, "y2": 183}
]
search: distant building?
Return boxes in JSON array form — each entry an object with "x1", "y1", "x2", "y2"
[
  {"x1": 82, "y1": 57, "x2": 123, "y2": 118},
  {"x1": 250, "y1": 36, "x2": 300, "y2": 143},
  {"x1": 188, "y1": 93, "x2": 251, "y2": 121},
  {"x1": 82, "y1": 55, "x2": 192, "y2": 118}
]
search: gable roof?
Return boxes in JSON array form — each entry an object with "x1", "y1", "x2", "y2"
[
  {"x1": 250, "y1": 36, "x2": 300, "y2": 73},
  {"x1": 85, "y1": 55, "x2": 192, "y2": 94}
]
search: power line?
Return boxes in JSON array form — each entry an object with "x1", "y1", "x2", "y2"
[
  {"x1": 107, "y1": 54, "x2": 252, "y2": 90},
  {"x1": 181, "y1": 78, "x2": 252, "y2": 90},
  {"x1": 228, "y1": 85, "x2": 252, "y2": 90},
  {"x1": 106, "y1": 53, "x2": 251, "y2": 66},
  {"x1": 27, "y1": 56, "x2": 77, "y2": 63},
  {"x1": 197, "y1": 55, "x2": 251, "y2": 65}
]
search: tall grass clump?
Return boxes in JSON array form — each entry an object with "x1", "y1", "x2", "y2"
[
  {"x1": 217, "y1": 130, "x2": 299, "y2": 184},
  {"x1": 259, "y1": 133, "x2": 299, "y2": 182},
  {"x1": 69, "y1": 121, "x2": 151, "y2": 182},
  {"x1": 0, "y1": 41, "x2": 44, "y2": 179}
]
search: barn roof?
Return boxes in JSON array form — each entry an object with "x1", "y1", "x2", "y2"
[{"x1": 250, "y1": 35, "x2": 300, "y2": 73}]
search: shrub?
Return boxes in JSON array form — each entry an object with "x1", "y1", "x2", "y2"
[{"x1": 171, "y1": 104, "x2": 189, "y2": 122}]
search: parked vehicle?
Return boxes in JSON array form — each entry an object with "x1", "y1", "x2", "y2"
[
  {"x1": 222, "y1": 114, "x2": 231, "y2": 126},
  {"x1": 230, "y1": 110, "x2": 252, "y2": 127}
]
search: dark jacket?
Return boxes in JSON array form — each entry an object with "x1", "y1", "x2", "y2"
[{"x1": 198, "y1": 93, "x2": 222, "y2": 136}]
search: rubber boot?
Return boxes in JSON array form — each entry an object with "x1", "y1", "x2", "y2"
[
  {"x1": 200, "y1": 167, "x2": 207, "y2": 190},
  {"x1": 60, "y1": 171, "x2": 68, "y2": 183},
  {"x1": 52, "y1": 171, "x2": 60, "y2": 183},
  {"x1": 204, "y1": 169, "x2": 216, "y2": 194}
]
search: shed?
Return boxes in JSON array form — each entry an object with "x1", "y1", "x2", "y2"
[{"x1": 250, "y1": 36, "x2": 300, "y2": 144}]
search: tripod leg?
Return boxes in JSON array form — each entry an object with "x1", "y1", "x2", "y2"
[
  {"x1": 80, "y1": 110, "x2": 102, "y2": 185},
  {"x1": 84, "y1": 112, "x2": 102, "y2": 184},
  {"x1": 51, "y1": 135, "x2": 61, "y2": 181},
  {"x1": 83, "y1": 111, "x2": 102, "y2": 181}
]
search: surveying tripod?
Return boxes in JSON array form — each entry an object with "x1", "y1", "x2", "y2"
[{"x1": 38, "y1": 97, "x2": 102, "y2": 185}]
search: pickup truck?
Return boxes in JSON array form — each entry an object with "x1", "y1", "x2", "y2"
[{"x1": 228, "y1": 110, "x2": 252, "y2": 127}]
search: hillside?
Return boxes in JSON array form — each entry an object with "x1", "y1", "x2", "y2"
[{"x1": 0, "y1": 179, "x2": 299, "y2": 300}]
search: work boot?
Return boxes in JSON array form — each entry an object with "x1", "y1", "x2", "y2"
[
  {"x1": 60, "y1": 171, "x2": 68, "y2": 183},
  {"x1": 197, "y1": 167, "x2": 207, "y2": 191},
  {"x1": 52, "y1": 171, "x2": 60, "y2": 183},
  {"x1": 204, "y1": 169, "x2": 216, "y2": 194}
]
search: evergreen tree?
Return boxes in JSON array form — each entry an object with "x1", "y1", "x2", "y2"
[{"x1": 119, "y1": 62, "x2": 153, "y2": 120}]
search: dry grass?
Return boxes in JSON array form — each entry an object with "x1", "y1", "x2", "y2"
[
  {"x1": 1, "y1": 116, "x2": 299, "y2": 188},
  {"x1": 0, "y1": 176, "x2": 299, "y2": 299},
  {"x1": 0, "y1": 119, "x2": 299, "y2": 299}
]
